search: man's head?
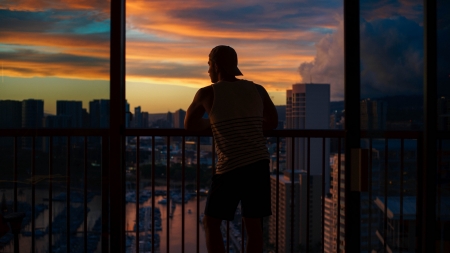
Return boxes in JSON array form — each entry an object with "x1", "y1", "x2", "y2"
[{"x1": 208, "y1": 45, "x2": 243, "y2": 83}]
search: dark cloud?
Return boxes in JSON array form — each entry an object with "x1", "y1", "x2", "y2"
[
  {"x1": 299, "y1": 13, "x2": 430, "y2": 100},
  {"x1": 126, "y1": 62, "x2": 206, "y2": 79},
  {"x1": 298, "y1": 16, "x2": 344, "y2": 100},
  {"x1": 167, "y1": 1, "x2": 341, "y2": 32},
  {"x1": 360, "y1": 16, "x2": 423, "y2": 97},
  {"x1": 437, "y1": 0, "x2": 450, "y2": 96},
  {"x1": 360, "y1": 0, "x2": 423, "y2": 23},
  {"x1": 1, "y1": 48, "x2": 107, "y2": 66},
  {"x1": 0, "y1": 9, "x2": 109, "y2": 34}
]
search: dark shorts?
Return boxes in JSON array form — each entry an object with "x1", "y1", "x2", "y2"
[{"x1": 204, "y1": 159, "x2": 272, "y2": 221}]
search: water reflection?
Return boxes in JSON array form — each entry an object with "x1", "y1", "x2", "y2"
[{"x1": 125, "y1": 186, "x2": 208, "y2": 253}]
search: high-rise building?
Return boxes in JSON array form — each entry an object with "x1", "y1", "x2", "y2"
[
  {"x1": 324, "y1": 153, "x2": 379, "y2": 252},
  {"x1": 360, "y1": 99, "x2": 387, "y2": 130},
  {"x1": 82, "y1": 108, "x2": 89, "y2": 127},
  {"x1": 22, "y1": 99, "x2": 44, "y2": 128},
  {"x1": 324, "y1": 153, "x2": 343, "y2": 253},
  {"x1": 269, "y1": 170, "x2": 300, "y2": 253},
  {"x1": 286, "y1": 83, "x2": 330, "y2": 189},
  {"x1": 0, "y1": 100, "x2": 22, "y2": 147},
  {"x1": 275, "y1": 105, "x2": 286, "y2": 129},
  {"x1": 21, "y1": 99, "x2": 44, "y2": 149},
  {"x1": 323, "y1": 194, "x2": 337, "y2": 253},
  {"x1": 173, "y1": 109, "x2": 186, "y2": 128},
  {"x1": 298, "y1": 172, "x2": 323, "y2": 249},
  {"x1": 125, "y1": 101, "x2": 130, "y2": 128},
  {"x1": 133, "y1": 106, "x2": 142, "y2": 128},
  {"x1": 89, "y1": 99, "x2": 109, "y2": 128},
  {"x1": 56, "y1": 101, "x2": 83, "y2": 128},
  {"x1": 142, "y1": 112, "x2": 149, "y2": 128},
  {"x1": 438, "y1": 96, "x2": 450, "y2": 131},
  {"x1": 269, "y1": 170, "x2": 322, "y2": 252},
  {"x1": 166, "y1": 111, "x2": 173, "y2": 128},
  {"x1": 0, "y1": 100, "x2": 22, "y2": 129}
]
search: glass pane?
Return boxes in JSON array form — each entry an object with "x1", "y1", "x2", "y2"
[
  {"x1": 0, "y1": 3, "x2": 110, "y2": 128},
  {"x1": 360, "y1": 0, "x2": 424, "y2": 131},
  {"x1": 126, "y1": 1, "x2": 344, "y2": 252},
  {"x1": 360, "y1": 0, "x2": 423, "y2": 252},
  {"x1": 0, "y1": 1, "x2": 110, "y2": 252}
]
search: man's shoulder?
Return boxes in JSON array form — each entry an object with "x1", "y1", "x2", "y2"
[
  {"x1": 195, "y1": 86, "x2": 213, "y2": 102},
  {"x1": 198, "y1": 86, "x2": 213, "y2": 96}
]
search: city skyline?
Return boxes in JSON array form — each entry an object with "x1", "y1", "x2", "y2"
[{"x1": 1, "y1": 0, "x2": 443, "y2": 115}]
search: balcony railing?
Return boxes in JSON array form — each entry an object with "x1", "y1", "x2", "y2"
[{"x1": 0, "y1": 129, "x2": 448, "y2": 252}]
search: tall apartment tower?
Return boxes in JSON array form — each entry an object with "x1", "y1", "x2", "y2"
[
  {"x1": 173, "y1": 109, "x2": 186, "y2": 128},
  {"x1": 89, "y1": 99, "x2": 109, "y2": 128},
  {"x1": 269, "y1": 170, "x2": 323, "y2": 252},
  {"x1": 286, "y1": 83, "x2": 330, "y2": 189},
  {"x1": 269, "y1": 170, "x2": 300, "y2": 253},
  {"x1": 324, "y1": 153, "x2": 379, "y2": 252},
  {"x1": 298, "y1": 172, "x2": 323, "y2": 249},
  {"x1": 134, "y1": 106, "x2": 142, "y2": 128},
  {"x1": 56, "y1": 101, "x2": 83, "y2": 128},
  {"x1": 360, "y1": 99, "x2": 387, "y2": 130},
  {"x1": 323, "y1": 153, "x2": 343, "y2": 253},
  {"x1": 22, "y1": 99, "x2": 44, "y2": 128},
  {"x1": 22, "y1": 99, "x2": 44, "y2": 149},
  {"x1": 0, "y1": 100, "x2": 22, "y2": 128},
  {"x1": 0, "y1": 100, "x2": 22, "y2": 147},
  {"x1": 438, "y1": 96, "x2": 450, "y2": 131}
]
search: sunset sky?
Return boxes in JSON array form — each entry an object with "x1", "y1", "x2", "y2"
[{"x1": 1, "y1": 0, "x2": 447, "y2": 115}]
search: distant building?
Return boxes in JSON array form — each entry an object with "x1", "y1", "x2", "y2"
[
  {"x1": 167, "y1": 111, "x2": 173, "y2": 128},
  {"x1": 89, "y1": 99, "x2": 109, "y2": 128},
  {"x1": 134, "y1": 106, "x2": 142, "y2": 128},
  {"x1": 45, "y1": 115, "x2": 72, "y2": 128},
  {"x1": 0, "y1": 100, "x2": 22, "y2": 147},
  {"x1": 275, "y1": 105, "x2": 286, "y2": 129},
  {"x1": 269, "y1": 170, "x2": 300, "y2": 253},
  {"x1": 438, "y1": 96, "x2": 450, "y2": 131},
  {"x1": 323, "y1": 193, "x2": 337, "y2": 253},
  {"x1": 286, "y1": 83, "x2": 330, "y2": 190},
  {"x1": 142, "y1": 112, "x2": 149, "y2": 128},
  {"x1": 0, "y1": 100, "x2": 22, "y2": 129},
  {"x1": 56, "y1": 101, "x2": 83, "y2": 128},
  {"x1": 22, "y1": 99, "x2": 44, "y2": 149},
  {"x1": 173, "y1": 109, "x2": 186, "y2": 128},
  {"x1": 298, "y1": 172, "x2": 322, "y2": 249},
  {"x1": 374, "y1": 196, "x2": 450, "y2": 252},
  {"x1": 269, "y1": 169, "x2": 322, "y2": 252},
  {"x1": 360, "y1": 99, "x2": 387, "y2": 130},
  {"x1": 125, "y1": 101, "x2": 130, "y2": 128},
  {"x1": 82, "y1": 108, "x2": 89, "y2": 128},
  {"x1": 22, "y1": 99, "x2": 44, "y2": 128}
]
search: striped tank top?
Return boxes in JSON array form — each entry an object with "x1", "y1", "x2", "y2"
[{"x1": 209, "y1": 80, "x2": 269, "y2": 174}]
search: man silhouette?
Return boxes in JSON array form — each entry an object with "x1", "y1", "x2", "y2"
[{"x1": 185, "y1": 45, "x2": 278, "y2": 253}]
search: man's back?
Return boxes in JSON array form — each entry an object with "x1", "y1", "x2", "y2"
[{"x1": 209, "y1": 80, "x2": 269, "y2": 174}]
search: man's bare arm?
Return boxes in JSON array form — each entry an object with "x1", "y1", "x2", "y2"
[
  {"x1": 256, "y1": 85, "x2": 278, "y2": 130},
  {"x1": 184, "y1": 88, "x2": 211, "y2": 131}
]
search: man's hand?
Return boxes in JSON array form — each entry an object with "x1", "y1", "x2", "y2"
[{"x1": 185, "y1": 88, "x2": 211, "y2": 131}]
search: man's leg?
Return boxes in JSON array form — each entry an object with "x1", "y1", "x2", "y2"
[
  {"x1": 203, "y1": 215, "x2": 225, "y2": 253},
  {"x1": 243, "y1": 217, "x2": 263, "y2": 253}
]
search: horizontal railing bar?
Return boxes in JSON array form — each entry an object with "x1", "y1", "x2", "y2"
[
  {"x1": 360, "y1": 130, "x2": 422, "y2": 139},
  {"x1": 0, "y1": 129, "x2": 109, "y2": 136},
  {"x1": 1, "y1": 128, "x2": 441, "y2": 139},
  {"x1": 126, "y1": 129, "x2": 345, "y2": 137}
]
